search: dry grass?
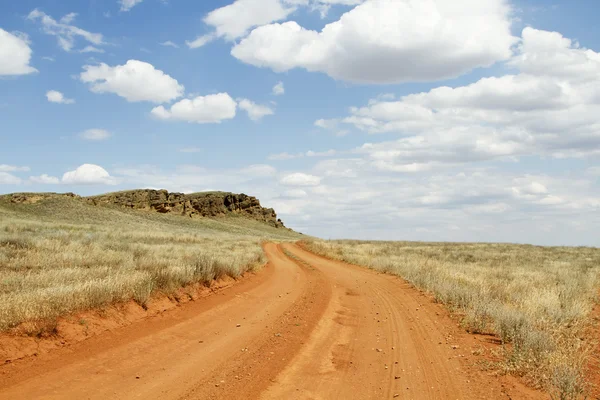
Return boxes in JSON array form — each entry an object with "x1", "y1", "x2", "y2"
[
  {"x1": 0, "y1": 194, "x2": 302, "y2": 333},
  {"x1": 303, "y1": 239, "x2": 600, "y2": 398}
]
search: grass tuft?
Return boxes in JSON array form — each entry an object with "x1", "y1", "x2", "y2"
[
  {"x1": 303, "y1": 239, "x2": 600, "y2": 397},
  {"x1": 0, "y1": 194, "x2": 301, "y2": 331}
]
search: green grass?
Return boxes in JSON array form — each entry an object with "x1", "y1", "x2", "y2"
[
  {"x1": 0, "y1": 194, "x2": 302, "y2": 333},
  {"x1": 303, "y1": 239, "x2": 600, "y2": 399}
]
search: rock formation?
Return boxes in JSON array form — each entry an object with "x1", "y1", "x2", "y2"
[{"x1": 86, "y1": 190, "x2": 286, "y2": 228}]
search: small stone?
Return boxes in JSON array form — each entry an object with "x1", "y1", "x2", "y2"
[
  {"x1": 393, "y1": 395, "x2": 400, "y2": 398},
  {"x1": 376, "y1": 348, "x2": 383, "y2": 353},
  {"x1": 236, "y1": 324, "x2": 241, "y2": 328},
  {"x1": 394, "y1": 376, "x2": 401, "y2": 380},
  {"x1": 136, "y1": 376, "x2": 140, "y2": 379},
  {"x1": 451, "y1": 345, "x2": 460, "y2": 350}
]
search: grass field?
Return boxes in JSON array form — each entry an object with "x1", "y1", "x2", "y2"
[
  {"x1": 303, "y1": 240, "x2": 600, "y2": 398},
  {"x1": 0, "y1": 194, "x2": 302, "y2": 333}
]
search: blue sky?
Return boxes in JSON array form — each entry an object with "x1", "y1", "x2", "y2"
[{"x1": 1, "y1": 0, "x2": 599, "y2": 246}]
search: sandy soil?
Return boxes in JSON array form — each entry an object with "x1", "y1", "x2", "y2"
[{"x1": 0, "y1": 243, "x2": 547, "y2": 399}]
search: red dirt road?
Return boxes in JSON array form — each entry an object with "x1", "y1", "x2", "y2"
[{"x1": 0, "y1": 243, "x2": 544, "y2": 399}]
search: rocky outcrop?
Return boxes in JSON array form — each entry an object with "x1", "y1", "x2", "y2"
[
  {"x1": 8, "y1": 192, "x2": 80, "y2": 204},
  {"x1": 85, "y1": 190, "x2": 286, "y2": 228}
]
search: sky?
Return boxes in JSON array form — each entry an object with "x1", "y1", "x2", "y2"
[{"x1": 1, "y1": 0, "x2": 599, "y2": 246}]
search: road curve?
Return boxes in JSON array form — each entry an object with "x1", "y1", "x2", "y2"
[{"x1": 0, "y1": 243, "x2": 542, "y2": 399}]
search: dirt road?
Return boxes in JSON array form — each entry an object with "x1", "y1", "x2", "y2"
[{"x1": 0, "y1": 243, "x2": 542, "y2": 399}]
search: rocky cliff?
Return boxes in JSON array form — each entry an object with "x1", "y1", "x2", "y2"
[{"x1": 85, "y1": 190, "x2": 286, "y2": 228}]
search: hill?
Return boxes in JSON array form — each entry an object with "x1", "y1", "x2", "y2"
[{"x1": 0, "y1": 190, "x2": 303, "y2": 333}]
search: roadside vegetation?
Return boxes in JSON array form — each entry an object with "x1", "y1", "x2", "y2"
[
  {"x1": 303, "y1": 239, "x2": 600, "y2": 398},
  {"x1": 0, "y1": 194, "x2": 301, "y2": 333}
]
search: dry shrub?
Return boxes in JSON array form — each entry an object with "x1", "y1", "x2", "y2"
[{"x1": 0, "y1": 196, "x2": 300, "y2": 332}]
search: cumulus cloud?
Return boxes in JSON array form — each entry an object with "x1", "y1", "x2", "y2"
[
  {"x1": 186, "y1": 0, "x2": 366, "y2": 48},
  {"x1": 280, "y1": 172, "x2": 321, "y2": 186},
  {"x1": 0, "y1": 29, "x2": 37, "y2": 76},
  {"x1": 27, "y1": 9, "x2": 104, "y2": 52},
  {"x1": 46, "y1": 90, "x2": 75, "y2": 104},
  {"x1": 79, "y1": 129, "x2": 112, "y2": 141},
  {"x1": 319, "y1": 27, "x2": 600, "y2": 173},
  {"x1": 0, "y1": 172, "x2": 21, "y2": 185},
  {"x1": 186, "y1": 0, "x2": 297, "y2": 48},
  {"x1": 232, "y1": 0, "x2": 515, "y2": 83},
  {"x1": 80, "y1": 60, "x2": 184, "y2": 103},
  {"x1": 30, "y1": 174, "x2": 60, "y2": 184},
  {"x1": 272, "y1": 81, "x2": 285, "y2": 95},
  {"x1": 238, "y1": 98, "x2": 274, "y2": 121},
  {"x1": 62, "y1": 164, "x2": 116, "y2": 185},
  {"x1": 151, "y1": 93, "x2": 237, "y2": 123},
  {"x1": 119, "y1": 0, "x2": 144, "y2": 12}
]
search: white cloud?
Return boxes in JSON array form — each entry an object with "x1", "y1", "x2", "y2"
[
  {"x1": 510, "y1": 27, "x2": 600, "y2": 80},
  {"x1": 280, "y1": 172, "x2": 321, "y2": 186},
  {"x1": 160, "y1": 40, "x2": 179, "y2": 48},
  {"x1": 0, "y1": 172, "x2": 21, "y2": 185},
  {"x1": 0, "y1": 29, "x2": 37, "y2": 76},
  {"x1": 79, "y1": 129, "x2": 112, "y2": 141},
  {"x1": 320, "y1": 27, "x2": 600, "y2": 173},
  {"x1": 187, "y1": 0, "x2": 297, "y2": 48},
  {"x1": 315, "y1": 118, "x2": 338, "y2": 130},
  {"x1": 272, "y1": 81, "x2": 285, "y2": 95},
  {"x1": 186, "y1": 34, "x2": 216, "y2": 49},
  {"x1": 151, "y1": 93, "x2": 237, "y2": 123},
  {"x1": 62, "y1": 164, "x2": 116, "y2": 185},
  {"x1": 232, "y1": 0, "x2": 515, "y2": 83},
  {"x1": 187, "y1": 0, "x2": 370, "y2": 48},
  {"x1": 30, "y1": 174, "x2": 60, "y2": 184},
  {"x1": 80, "y1": 60, "x2": 184, "y2": 103},
  {"x1": 314, "y1": 118, "x2": 349, "y2": 136},
  {"x1": 119, "y1": 0, "x2": 144, "y2": 12},
  {"x1": 0, "y1": 165, "x2": 30, "y2": 172},
  {"x1": 27, "y1": 9, "x2": 104, "y2": 52},
  {"x1": 79, "y1": 46, "x2": 104, "y2": 53},
  {"x1": 238, "y1": 98, "x2": 274, "y2": 121},
  {"x1": 46, "y1": 90, "x2": 75, "y2": 104}
]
